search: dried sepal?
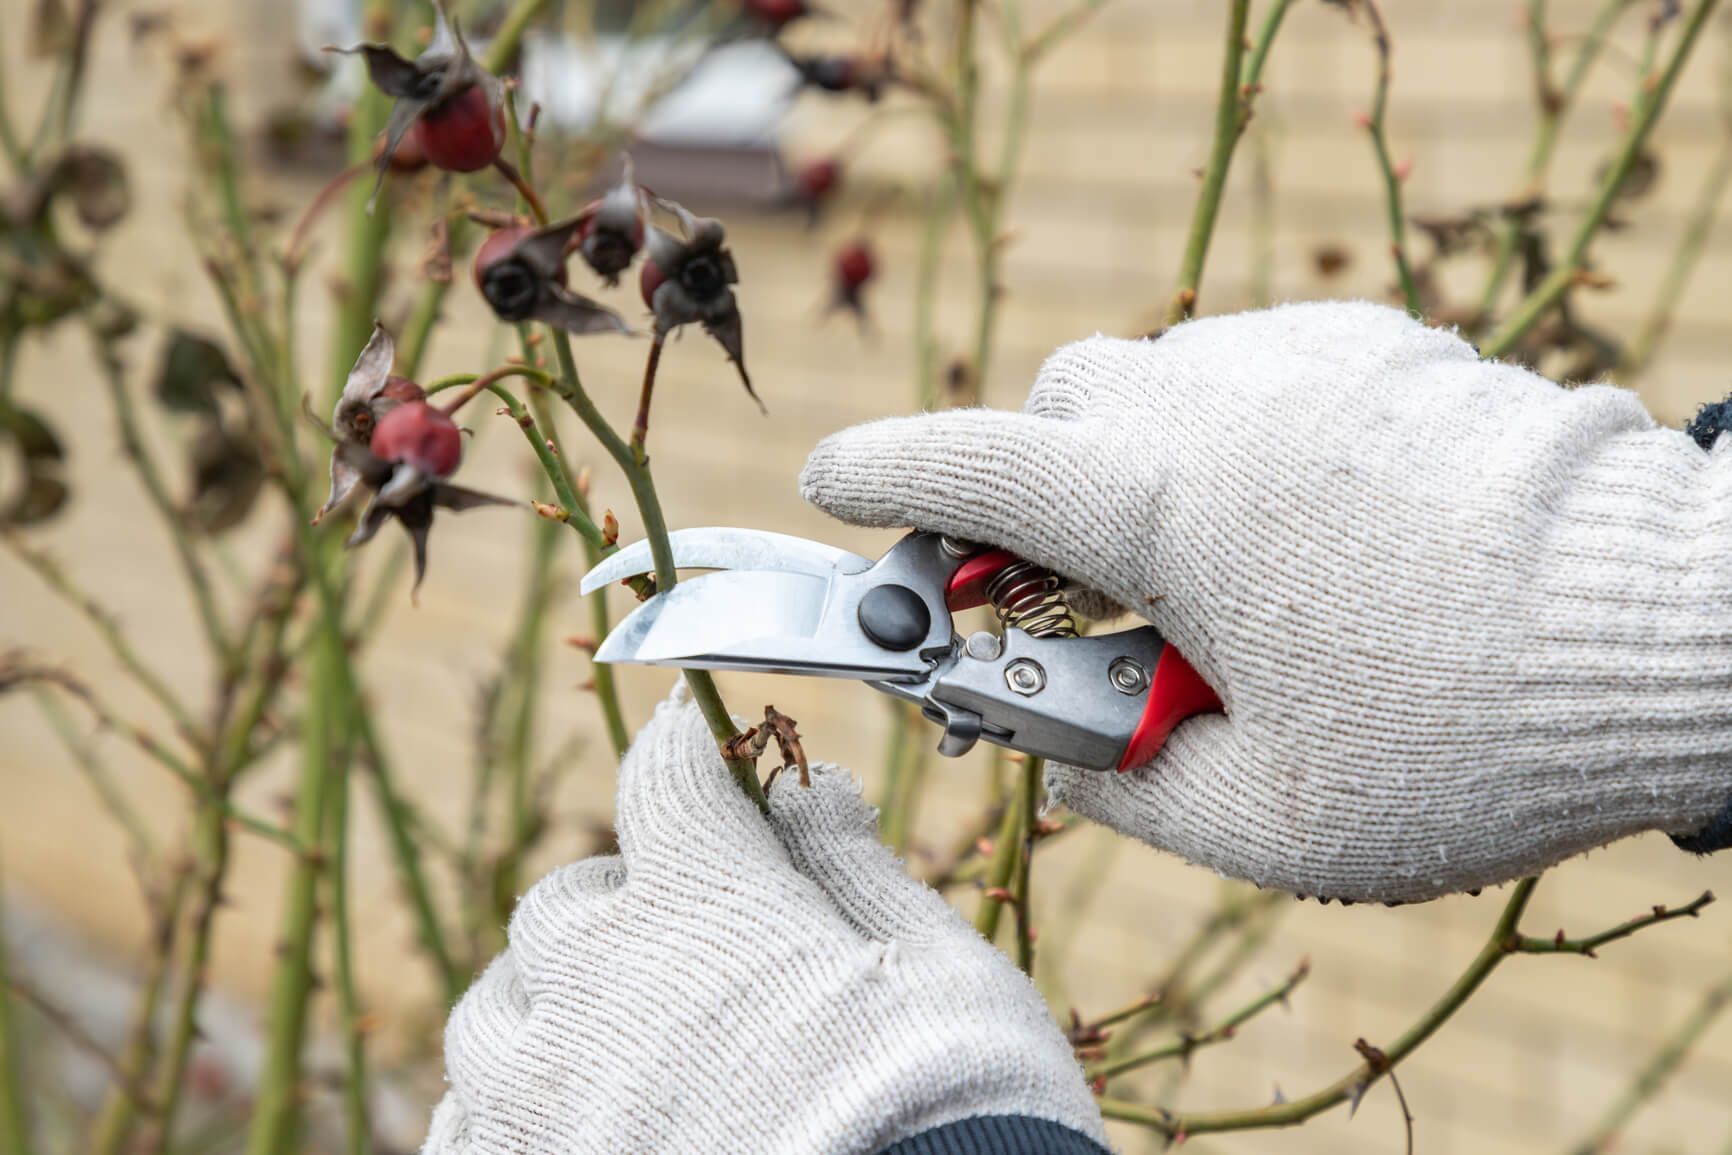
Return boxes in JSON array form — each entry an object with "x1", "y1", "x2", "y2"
[{"x1": 640, "y1": 202, "x2": 760, "y2": 411}]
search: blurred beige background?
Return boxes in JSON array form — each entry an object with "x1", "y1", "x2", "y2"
[{"x1": 4, "y1": 1, "x2": 1732, "y2": 1152}]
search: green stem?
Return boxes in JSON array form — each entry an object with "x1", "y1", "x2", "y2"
[
  {"x1": 243, "y1": 636, "x2": 343, "y2": 1155},
  {"x1": 92, "y1": 334, "x2": 234, "y2": 674},
  {"x1": 1100, "y1": 877, "x2": 1539, "y2": 1136},
  {"x1": 1619, "y1": 134, "x2": 1732, "y2": 377},
  {"x1": 351, "y1": 704, "x2": 463, "y2": 1003},
  {"x1": 328, "y1": 738, "x2": 371, "y2": 1155},
  {"x1": 535, "y1": 386, "x2": 630, "y2": 759},
  {"x1": 0, "y1": 880, "x2": 35, "y2": 1155},
  {"x1": 974, "y1": 780, "x2": 1024, "y2": 943},
  {"x1": 2, "y1": 533, "x2": 203, "y2": 743},
  {"x1": 87, "y1": 870, "x2": 185, "y2": 1155},
  {"x1": 545, "y1": 330, "x2": 762, "y2": 809},
  {"x1": 1090, "y1": 958, "x2": 1309, "y2": 1082},
  {"x1": 1476, "y1": 0, "x2": 1633, "y2": 325},
  {"x1": 1482, "y1": 0, "x2": 1720, "y2": 360},
  {"x1": 1013, "y1": 755, "x2": 1040, "y2": 974},
  {"x1": 1162, "y1": 0, "x2": 1251, "y2": 326},
  {"x1": 1358, "y1": 0, "x2": 1422, "y2": 314},
  {"x1": 1570, "y1": 969, "x2": 1732, "y2": 1155}
]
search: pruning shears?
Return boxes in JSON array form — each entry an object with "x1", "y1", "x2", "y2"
[{"x1": 580, "y1": 528, "x2": 1223, "y2": 772}]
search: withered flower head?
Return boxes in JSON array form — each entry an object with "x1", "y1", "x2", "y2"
[
  {"x1": 829, "y1": 237, "x2": 876, "y2": 322},
  {"x1": 575, "y1": 160, "x2": 646, "y2": 286},
  {"x1": 473, "y1": 220, "x2": 630, "y2": 336},
  {"x1": 640, "y1": 202, "x2": 761, "y2": 412},
  {"x1": 328, "y1": 4, "x2": 505, "y2": 194},
  {"x1": 314, "y1": 325, "x2": 512, "y2": 596},
  {"x1": 787, "y1": 53, "x2": 889, "y2": 101}
]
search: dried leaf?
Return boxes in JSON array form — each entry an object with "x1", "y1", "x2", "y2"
[
  {"x1": 153, "y1": 330, "x2": 240, "y2": 417},
  {"x1": 182, "y1": 418, "x2": 265, "y2": 534},
  {"x1": 0, "y1": 403, "x2": 69, "y2": 526}
]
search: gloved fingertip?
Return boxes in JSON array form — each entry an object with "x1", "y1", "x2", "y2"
[
  {"x1": 422, "y1": 1092, "x2": 472, "y2": 1154},
  {"x1": 767, "y1": 763, "x2": 877, "y2": 842}
]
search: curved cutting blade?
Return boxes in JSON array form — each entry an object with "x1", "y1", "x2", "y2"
[
  {"x1": 579, "y1": 527, "x2": 871, "y2": 596},
  {"x1": 593, "y1": 568, "x2": 933, "y2": 680}
]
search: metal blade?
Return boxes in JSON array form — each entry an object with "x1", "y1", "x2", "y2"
[
  {"x1": 579, "y1": 527, "x2": 870, "y2": 595},
  {"x1": 594, "y1": 569, "x2": 931, "y2": 680}
]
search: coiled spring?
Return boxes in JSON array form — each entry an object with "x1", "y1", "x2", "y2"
[{"x1": 984, "y1": 561, "x2": 1078, "y2": 638}]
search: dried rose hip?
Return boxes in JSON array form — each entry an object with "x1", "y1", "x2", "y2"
[
  {"x1": 831, "y1": 238, "x2": 876, "y2": 318},
  {"x1": 473, "y1": 220, "x2": 627, "y2": 335},
  {"x1": 791, "y1": 157, "x2": 841, "y2": 223},
  {"x1": 314, "y1": 324, "x2": 513, "y2": 596},
  {"x1": 330, "y1": 7, "x2": 505, "y2": 196},
  {"x1": 575, "y1": 164, "x2": 646, "y2": 286},
  {"x1": 745, "y1": 0, "x2": 819, "y2": 31},
  {"x1": 641, "y1": 202, "x2": 760, "y2": 411}
]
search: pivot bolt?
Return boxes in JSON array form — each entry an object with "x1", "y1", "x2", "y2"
[
  {"x1": 1109, "y1": 657, "x2": 1149, "y2": 695},
  {"x1": 1005, "y1": 658, "x2": 1046, "y2": 696}
]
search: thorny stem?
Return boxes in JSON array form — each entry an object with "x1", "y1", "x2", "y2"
[
  {"x1": 425, "y1": 373, "x2": 631, "y2": 580},
  {"x1": 2, "y1": 532, "x2": 203, "y2": 742},
  {"x1": 91, "y1": 333, "x2": 234, "y2": 674},
  {"x1": 1089, "y1": 958, "x2": 1310, "y2": 1082},
  {"x1": 1102, "y1": 878, "x2": 1715, "y2": 1138},
  {"x1": 33, "y1": 689, "x2": 157, "y2": 860},
  {"x1": 1013, "y1": 755, "x2": 1041, "y2": 975},
  {"x1": 1162, "y1": 0, "x2": 1251, "y2": 327},
  {"x1": 324, "y1": 0, "x2": 399, "y2": 398},
  {"x1": 974, "y1": 772, "x2": 1024, "y2": 943},
  {"x1": 1569, "y1": 967, "x2": 1732, "y2": 1155},
  {"x1": 244, "y1": 637, "x2": 344, "y2": 1155},
  {"x1": 328, "y1": 741, "x2": 372, "y2": 1155},
  {"x1": 493, "y1": 157, "x2": 549, "y2": 226},
  {"x1": 1475, "y1": 0, "x2": 1635, "y2": 324},
  {"x1": 87, "y1": 871, "x2": 183, "y2": 1154},
  {"x1": 630, "y1": 334, "x2": 665, "y2": 462},
  {"x1": 1621, "y1": 23, "x2": 1732, "y2": 378},
  {"x1": 1092, "y1": 887, "x2": 1285, "y2": 1062},
  {"x1": 546, "y1": 330, "x2": 763, "y2": 808},
  {"x1": 1354, "y1": 0, "x2": 1423, "y2": 315},
  {"x1": 350, "y1": 703, "x2": 463, "y2": 1003},
  {"x1": 6, "y1": 976, "x2": 157, "y2": 1115},
  {"x1": 1482, "y1": 0, "x2": 1721, "y2": 360},
  {"x1": 528, "y1": 382, "x2": 630, "y2": 758}
]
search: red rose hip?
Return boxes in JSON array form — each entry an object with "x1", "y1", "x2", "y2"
[
  {"x1": 412, "y1": 85, "x2": 506, "y2": 173},
  {"x1": 368, "y1": 401, "x2": 464, "y2": 478}
]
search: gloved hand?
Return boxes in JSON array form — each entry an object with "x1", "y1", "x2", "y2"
[
  {"x1": 800, "y1": 301, "x2": 1732, "y2": 903},
  {"x1": 424, "y1": 686, "x2": 1106, "y2": 1155}
]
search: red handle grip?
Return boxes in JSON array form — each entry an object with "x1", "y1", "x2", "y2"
[
  {"x1": 943, "y1": 547, "x2": 1021, "y2": 611},
  {"x1": 1118, "y1": 645, "x2": 1221, "y2": 772}
]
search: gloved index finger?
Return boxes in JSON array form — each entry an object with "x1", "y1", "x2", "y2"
[
  {"x1": 798, "y1": 408, "x2": 1114, "y2": 591},
  {"x1": 613, "y1": 682, "x2": 789, "y2": 877}
]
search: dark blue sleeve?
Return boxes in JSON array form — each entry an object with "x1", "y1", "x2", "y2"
[
  {"x1": 1672, "y1": 795, "x2": 1732, "y2": 854},
  {"x1": 877, "y1": 1115, "x2": 1112, "y2": 1155}
]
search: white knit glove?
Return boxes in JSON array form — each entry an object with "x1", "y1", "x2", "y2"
[
  {"x1": 799, "y1": 301, "x2": 1732, "y2": 904},
  {"x1": 423, "y1": 686, "x2": 1106, "y2": 1154}
]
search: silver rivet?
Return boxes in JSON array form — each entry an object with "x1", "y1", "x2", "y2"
[
  {"x1": 1109, "y1": 657, "x2": 1149, "y2": 695},
  {"x1": 964, "y1": 631, "x2": 1003, "y2": 662},
  {"x1": 939, "y1": 535, "x2": 977, "y2": 558},
  {"x1": 1005, "y1": 658, "x2": 1046, "y2": 696}
]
